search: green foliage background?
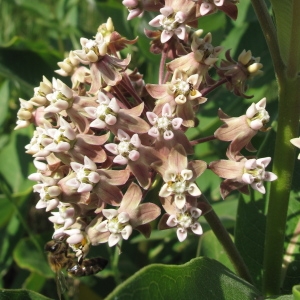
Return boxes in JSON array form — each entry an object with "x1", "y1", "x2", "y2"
[{"x1": 0, "y1": 0, "x2": 299, "y2": 299}]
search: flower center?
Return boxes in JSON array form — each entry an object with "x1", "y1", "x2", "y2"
[
  {"x1": 96, "y1": 103, "x2": 117, "y2": 121},
  {"x1": 107, "y1": 217, "x2": 129, "y2": 234},
  {"x1": 117, "y1": 141, "x2": 136, "y2": 157},
  {"x1": 176, "y1": 212, "x2": 193, "y2": 228},
  {"x1": 50, "y1": 91, "x2": 73, "y2": 107},
  {"x1": 162, "y1": 15, "x2": 178, "y2": 32}
]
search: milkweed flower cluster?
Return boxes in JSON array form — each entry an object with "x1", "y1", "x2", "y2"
[{"x1": 15, "y1": 0, "x2": 277, "y2": 256}]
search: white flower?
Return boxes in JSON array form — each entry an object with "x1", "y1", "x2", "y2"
[
  {"x1": 242, "y1": 157, "x2": 277, "y2": 194},
  {"x1": 66, "y1": 156, "x2": 101, "y2": 192},
  {"x1": 159, "y1": 169, "x2": 201, "y2": 209},
  {"x1": 149, "y1": 6, "x2": 187, "y2": 43},
  {"x1": 85, "y1": 92, "x2": 120, "y2": 129},
  {"x1": 45, "y1": 78, "x2": 73, "y2": 113},
  {"x1": 105, "y1": 129, "x2": 141, "y2": 165},
  {"x1": 96, "y1": 209, "x2": 133, "y2": 247},
  {"x1": 147, "y1": 103, "x2": 183, "y2": 140},
  {"x1": 167, "y1": 206, "x2": 203, "y2": 242},
  {"x1": 246, "y1": 98, "x2": 270, "y2": 130}
]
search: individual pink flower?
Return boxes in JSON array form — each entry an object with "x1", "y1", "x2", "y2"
[
  {"x1": 147, "y1": 103, "x2": 183, "y2": 140},
  {"x1": 158, "y1": 196, "x2": 203, "y2": 242},
  {"x1": 146, "y1": 69, "x2": 206, "y2": 127},
  {"x1": 33, "y1": 175, "x2": 62, "y2": 211},
  {"x1": 152, "y1": 144, "x2": 207, "y2": 209},
  {"x1": 49, "y1": 203, "x2": 76, "y2": 232},
  {"x1": 149, "y1": 6, "x2": 187, "y2": 43},
  {"x1": 291, "y1": 138, "x2": 300, "y2": 159},
  {"x1": 66, "y1": 156, "x2": 101, "y2": 193},
  {"x1": 209, "y1": 156, "x2": 278, "y2": 198},
  {"x1": 86, "y1": 183, "x2": 161, "y2": 247},
  {"x1": 45, "y1": 78, "x2": 74, "y2": 113},
  {"x1": 215, "y1": 98, "x2": 270, "y2": 159},
  {"x1": 122, "y1": 0, "x2": 163, "y2": 20},
  {"x1": 167, "y1": 30, "x2": 223, "y2": 79},
  {"x1": 105, "y1": 129, "x2": 162, "y2": 189},
  {"x1": 15, "y1": 98, "x2": 34, "y2": 130},
  {"x1": 85, "y1": 92, "x2": 150, "y2": 135}
]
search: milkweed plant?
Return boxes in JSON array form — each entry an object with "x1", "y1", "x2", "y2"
[{"x1": 6, "y1": 0, "x2": 300, "y2": 299}]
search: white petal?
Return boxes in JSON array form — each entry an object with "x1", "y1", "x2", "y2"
[
  {"x1": 118, "y1": 212, "x2": 130, "y2": 223},
  {"x1": 108, "y1": 233, "x2": 121, "y2": 247},
  {"x1": 102, "y1": 209, "x2": 118, "y2": 219},
  {"x1": 96, "y1": 220, "x2": 108, "y2": 232},
  {"x1": 174, "y1": 194, "x2": 186, "y2": 209},
  {"x1": 166, "y1": 215, "x2": 177, "y2": 227},
  {"x1": 177, "y1": 228, "x2": 187, "y2": 242},
  {"x1": 191, "y1": 223, "x2": 203, "y2": 235},
  {"x1": 121, "y1": 225, "x2": 132, "y2": 240}
]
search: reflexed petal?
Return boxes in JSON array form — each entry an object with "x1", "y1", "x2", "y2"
[
  {"x1": 163, "y1": 130, "x2": 174, "y2": 140},
  {"x1": 105, "y1": 114, "x2": 117, "y2": 125},
  {"x1": 114, "y1": 155, "x2": 128, "y2": 165},
  {"x1": 174, "y1": 194, "x2": 186, "y2": 209},
  {"x1": 149, "y1": 15, "x2": 163, "y2": 27},
  {"x1": 70, "y1": 162, "x2": 83, "y2": 173},
  {"x1": 172, "y1": 118, "x2": 183, "y2": 129},
  {"x1": 256, "y1": 157, "x2": 271, "y2": 167},
  {"x1": 146, "y1": 112, "x2": 158, "y2": 124},
  {"x1": 162, "y1": 103, "x2": 172, "y2": 117},
  {"x1": 84, "y1": 107, "x2": 97, "y2": 118},
  {"x1": 105, "y1": 143, "x2": 119, "y2": 155},
  {"x1": 181, "y1": 169, "x2": 193, "y2": 180},
  {"x1": 84, "y1": 156, "x2": 97, "y2": 170},
  {"x1": 161, "y1": 30, "x2": 173, "y2": 43},
  {"x1": 118, "y1": 212, "x2": 130, "y2": 223},
  {"x1": 96, "y1": 220, "x2": 108, "y2": 232},
  {"x1": 90, "y1": 118, "x2": 106, "y2": 129},
  {"x1": 244, "y1": 159, "x2": 256, "y2": 169},
  {"x1": 121, "y1": 225, "x2": 132, "y2": 240},
  {"x1": 251, "y1": 182, "x2": 265, "y2": 194},
  {"x1": 66, "y1": 178, "x2": 80, "y2": 188},
  {"x1": 187, "y1": 183, "x2": 201, "y2": 196},
  {"x1": 108, "y1": 233, "x2": 121, "y2": 247},
  {"x1": 190, "y1": 207, "x2": 202, "y2": 219},
  {"x1": 242, "y1": 173, "x2": 254, "y2": 184},
  {"x1": 159, "y1": 184, "x2": 173, "y2": 197},
  {"x1": 177, "y1": 228, "x2": 187, "y2": 242},
  {"x1": 128, "y1": 150, "x2": 140, "y2": 161},
  {"x1": 78, "y1": 182, "x2": 93, "y2": 193},
  {"x1": 264, "y1": 171, "x2": 277, "y2": 182},
  {"x1": 131, "y1": 134, "x2": 141, "y2": 148},
  {"x1": 88, "y1": 172, "x2": 101, "y2": 183},
  {"x1": 148, "y1": 127, "x2": 159, "y2": 137},
  {"x1": 102, "y1": 209, "x2": 118, "y2": 219},
  {"x1": 166, "y1": 215, "x2": 177, "y2": 227},
  {"x1": 191, "y1": 222, "x2": 203, "y2": 235}
]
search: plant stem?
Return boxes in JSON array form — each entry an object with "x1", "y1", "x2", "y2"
[
  {"x1": 200, "y1": 195, "x2": 253, "y2": 284},
  {"x1": 263, "y1": 76, "x2": 300, "y2": 295},
  {"x1": 250, "y1": 0, "x2": 300, "y2": 295},
  {"x1": 108, "y1": 240, "x2": 123, "y2": 285}
]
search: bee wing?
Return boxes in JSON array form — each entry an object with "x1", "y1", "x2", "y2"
[{"x1": 56, "y1": 270, "x2": 68, "y2": 300}]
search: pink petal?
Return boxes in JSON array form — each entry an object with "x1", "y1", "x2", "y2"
[
  {"x1": 166, "y1": 215, "x2": 177, "y2": 227},
  {"x1": 108, "y1": 233, "x2": 121, "y2": 247},
  {"x1": 177, "y1": 228, "x2": 187, "y2": 242},
  {"x1": 191, "y1": 223, "x2": 203, "y2": 235}
]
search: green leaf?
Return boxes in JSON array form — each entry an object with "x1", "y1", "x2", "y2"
[
  {"x1": 23, "y1": 272, "x2": 47, "y2": 293},
  {"x1": 281, "y1": 189, "x2": 300, "y2": 294},
  {"x1": 293, "y1": 285, "x2": 300, "y2": 300},
  {"x1": 106, "y1": 257, "x2": 261, "y2": 300},
  {"x1": 0, "y1": 80, "x2": 9, "y2": 127},
  {"x1": 270, "y1": 0, "x2": 300, "y2": 74},
  {"x1": 235, "y1": 192, "x2": 266, "y2": 290},
  {"x1": 0, "y1": 126, "x2": 34, "y2": 193},
  {"x1": 13, "y1": 235, "x2": 53, "y2": 279},
  {"x1": 199, "y1": 230, "x2": 235, "y2": 273},
  {"x1": 0, "y1": 289, "x2": 53, "y2": 300}
]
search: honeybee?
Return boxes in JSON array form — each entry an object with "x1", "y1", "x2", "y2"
[{"x1": 45, "y1": 237, "x2": 108, "y2": 299}]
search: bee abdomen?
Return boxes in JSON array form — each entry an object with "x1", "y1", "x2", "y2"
[{"x1": 67, "y1": 257, "x2": 108, "y2": 277}]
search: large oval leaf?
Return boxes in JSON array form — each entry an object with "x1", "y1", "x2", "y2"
[{"x1": 106, "y1": 257, "x2": 260, "y2": 300}]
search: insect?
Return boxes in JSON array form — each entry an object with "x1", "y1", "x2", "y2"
[{"x1": 45, "y1": 237, "x2": 108, "y2": 299}]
